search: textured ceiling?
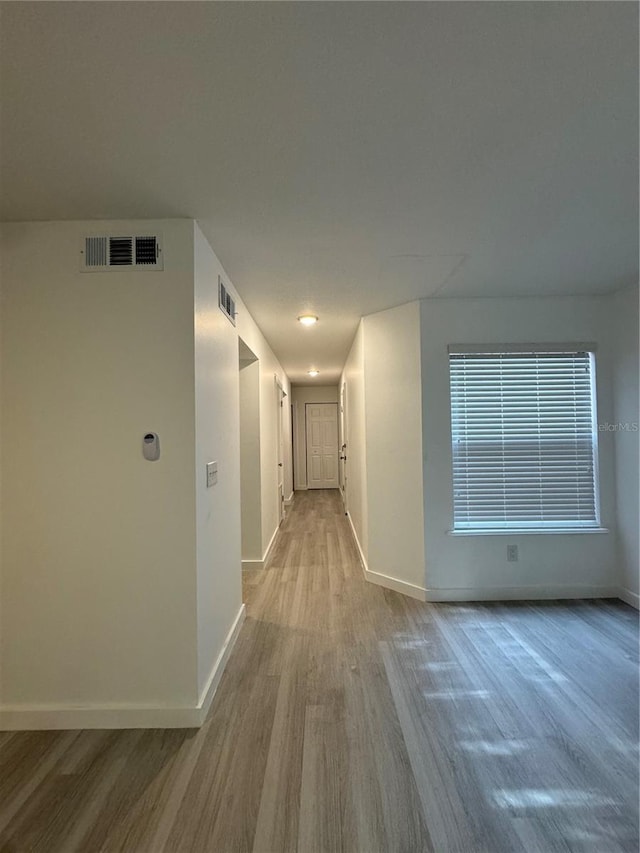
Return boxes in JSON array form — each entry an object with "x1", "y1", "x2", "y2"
[{"x1": 1, "y1": 2, "x2": 637, "y2": 384}]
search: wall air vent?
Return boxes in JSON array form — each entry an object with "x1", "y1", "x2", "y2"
[
  {"x1": 135, "y1": 236, "x2": 159, "y2": 265},
  {"x1": 109, "y1": 237, "x2": 133, "y2": 265},
  {"x1": 218, "y1": 276, "x2": 236, "y2": 326},
  {"x1": 81, "y1": 235, "x2": 163, "y2": 271},
  {"x1": 85, "y1": 236, "x2": 108, "y2": 267}
]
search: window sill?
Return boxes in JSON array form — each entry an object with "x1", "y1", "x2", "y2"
[{"x1": 448, "y1": 527, "x2": 609, "y2": 537}]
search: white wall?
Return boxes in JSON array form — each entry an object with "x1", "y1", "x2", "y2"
[
  {"x1": 363, "y1": 303, "x2": 426, "y2": 598},
  {"x1": 0, "y1": 220, "x2": 199, "y2": 722},
  {"x1": 239, "y1": 358, "x2": 262, "y2": 562},
  {"x1": 193, "y1": 224, "x2": 244, "y2": 699},
  {"x1": 0, "y1": 228, "x2": 3, "y2": 645},
  {"x1": 0, "y1": 219, "x2": 293, "y2": 729},
  {"x1": 610, "y1": 286, "x2": 639, "y2": 607},
  {"x1": 341, "y1": 323, "x2": 368, "y2": 564},
  {"x1": 291, "y1": 385, "x2": 339, "y2": 490},
  {"x1": 420, "y1": 296, "x2": 618, "y2": 600}
]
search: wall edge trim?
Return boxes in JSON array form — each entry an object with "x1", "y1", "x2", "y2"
[
  {"x1": 0, "y1": 604, "x2": 247, "y2": 731},
  {"x1": 262, "y1": 524, "x2": 279, "y2": 567},
  {"x1": 617, "y1": 586, "x2": 640, "y2": 610},
  {"x1": 364, "y1": 568, "x2": 428, "y2": 602},
  {"x1": 425, "y1": 584, "x2": 620, "y2": 602},
  {"x1": 197, "y1": 602, "x2": 246, "y2": 722},
  {"x1": 346, "y1": 511, "x2": 427, "y2": 602},
  {"x1": 0, "y1": 706, "x2": 202, "y2": 731},
  {"x1": 346, "y1": 511, "x2": 368, "y2": 572}
]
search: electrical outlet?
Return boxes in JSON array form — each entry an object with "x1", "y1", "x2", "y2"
[
  {"x1": 206, "y1": 461, "x2": 218, "y2": 488},
  {"x1": 507, "y1": 544, "x2": 518, "y2": 562}
]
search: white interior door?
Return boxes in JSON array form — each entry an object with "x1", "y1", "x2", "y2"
[
  {"x1": 276, "y1": 378, "x2": 285, "y2": 523},
  {"x1": 339, "y1": 382, "x2": 348, "y2": 511},
  {"x1": 306, "y1": 403, "x2": 339, "y2": 489}
]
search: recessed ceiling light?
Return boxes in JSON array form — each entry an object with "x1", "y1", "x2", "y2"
[
  {"x1": 298, "y1": 315, "x2": 318, "y2": 326},
  {"x1": 308, "y1": 369, "x2": 320, "y2": 377}
]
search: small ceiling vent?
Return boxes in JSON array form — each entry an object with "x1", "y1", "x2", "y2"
[
  {"x1": 81, "y1": 235, "x2": 163, "y2": 271},
  {"x1": 218, "y1": 276, "x2": 236, "y2": 326}
]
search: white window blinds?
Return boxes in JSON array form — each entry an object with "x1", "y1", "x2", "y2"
[{"x1": 449, "y1": 347, "x2": 600, "y2": 530}]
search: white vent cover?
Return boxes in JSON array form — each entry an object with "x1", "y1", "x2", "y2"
[
  {"x1": 81, "y1": 235, "x2": 163, "y2": 271},
  {"x1": 218, "y1": 276, "x2": 236, "y2": 326}
]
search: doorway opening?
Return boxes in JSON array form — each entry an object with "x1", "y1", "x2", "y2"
[
  {"x1": 239, "y1": 339, "x2": 262, "y2": 568},
  {"x1": 339, "y1": 381, "x2": 348, "y2": 513},
  {"x1": 275, "y1": 376, "x2": 287, "y2": 524}
]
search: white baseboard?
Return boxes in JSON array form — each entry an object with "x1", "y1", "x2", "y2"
[
  {"x1": 346, "y1": 511, "x2": 368, "y2": 572},
  {"x1": 364, "y1": 568, "x2": 428, "y2": 601},
  {"x1": 197, "y1": 602, "x2": 246, "y2": 723},
  {"x1": 617, "y1": 586, "x2": 640, "y2": 609},
  {"x1": 425, "y1": 585, "x2": 619, "y2": 603},
  {"x1": 284, "y1": 492, "x2": 294, "y2": 506},
  {"x1": 344, "y1": 512, "x2": 623, "y2": 607},
  {"x1": 262, "y1": 524, "x2": 279, "y2": 566},
  {"x1": 345, "y1": 512, "x2": 428, "y2": 602},
  {"x1": 241, "y1": 524, "x2": 280, "y2": 570},
  {"x1": 242, "y1": 559, "x2": 264, "y2": 570},
  {"x1": 0, "y1": 704, "x2": 204, "y2": 731},
  {"x1": 0, "y1": 604, "x2": 246, "y2": 731}
]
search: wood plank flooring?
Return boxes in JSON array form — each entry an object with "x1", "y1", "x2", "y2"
[{"x1": 1, "y1": 489, "x2": 638, "y2": 852}]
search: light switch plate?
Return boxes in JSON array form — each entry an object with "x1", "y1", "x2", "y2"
[{"x1": 206, "y1": 461, "x2": 218, "y2": 488}]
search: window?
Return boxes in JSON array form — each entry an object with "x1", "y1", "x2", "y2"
[{"x1": 449, "y1": 345, "x2": 600, "y2": 531}]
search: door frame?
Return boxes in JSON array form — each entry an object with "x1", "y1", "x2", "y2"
[
  {"x1": 275, "y1": 376, "x2": 286, "y2": 524},
  {"x1": 339, "y1": 381, "x2": 348, "y2": 513}
]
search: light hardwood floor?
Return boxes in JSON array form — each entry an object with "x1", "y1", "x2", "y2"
[{"x1": 1, "y1": 489, "x2": 638, "y2": 852}]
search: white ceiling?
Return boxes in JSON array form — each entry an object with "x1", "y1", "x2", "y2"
[{"x1": 1, "y1": 2, "x2": 637, "y2": 385}]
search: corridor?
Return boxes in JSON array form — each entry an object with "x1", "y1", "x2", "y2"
[{"x1": 1, "y1": 489, "x2": 638, "y2": 852}]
